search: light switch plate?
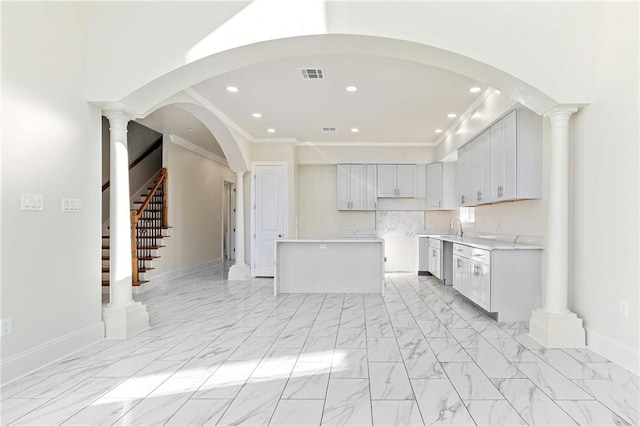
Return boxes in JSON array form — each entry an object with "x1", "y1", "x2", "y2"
[
  {"x1": 62, "y1": 198, "x2": 84, "y2": 213},
  {"x1": 21, "y1": 194, "x2": 44, "y2": 211}
]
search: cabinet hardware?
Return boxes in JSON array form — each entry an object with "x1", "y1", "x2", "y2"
[{"x1": 477, "y1": 191, "x2": 482, "y2": 201}]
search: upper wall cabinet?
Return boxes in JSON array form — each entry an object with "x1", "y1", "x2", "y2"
[
  {"x1": 458, "y1": 107, "x2": 542, "y2": 206},
  {"x1": 490, "y1": 109, "x2": 542, "y2": 201},
  {"x1": 426, "y1": 162, "x2": 457, "y2": 210},
  {"x1": 337, "y1": 164, "x2": 376, "y2": 210},
  {"x1": 377, "y1": 164, "x2": 416, "y2": 198}
]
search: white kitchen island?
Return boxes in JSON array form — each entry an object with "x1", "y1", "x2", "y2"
[{"x1": 274, "y1": 239, "x2": 385, "y2": 295}]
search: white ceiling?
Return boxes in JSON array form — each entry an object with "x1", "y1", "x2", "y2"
[{"x1": 140, "y1": 53, "x2": 488, "y2": 157}]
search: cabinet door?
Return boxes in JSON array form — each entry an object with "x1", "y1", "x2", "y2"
[
  {"x1": 349, "y1": 164, "x2": 365, "y2": 210},
  {"x1": 458, "y1": 145, "x2": 471, "y2": 206},
  {"x1": 429, "y1": 247, "x2": 441, "y2": 279},
  {"x1": 490, "y1": 121, "x2": 504, "y2": 201},
  {"x1": 491, "y1": 110, "x2": 517, "y2": 202},
  {"x1": 469, "y1": 262, "x2": 479, "y2": 303},
  {"x1": 336, "y1": 164, "x2": 351, "y2": 210},
  {"x1": 396, "y1": 165, "x2": 416, "y2": 197},
  {"x1": 426, "y1": 163, "x2": 443, "y2": 210},
  {"x1": 453, "y1": 255, "x2": 463, "y2": 294},
  {"x1": 480, "y1": 131, "x2": 492, "y2": 204},
  {"x1": 377, "y1": 165, "x2": 396, "y2": 197},
  {"x1": 477, "y1": 263, "x2": 491, "y2": 311},
  {"x1": 460, "y1": 256, "x2": 470, "y2": 297},
  {"x1": 472, "y1": 139, "x2": 483, "y2": 204},
  {"x1": 502, "y1": 110, "x2": 517, "y2": 200},
  {"x1": 365, "y1": 164, "x2": 377, "y2": 210}
]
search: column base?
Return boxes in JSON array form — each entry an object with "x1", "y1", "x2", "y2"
[
  {"x1": 228, "y1": 263, "x2": 251, "y2": 281},
  {"x1": 528, "y1": 309, "x2": 585, "y2": 348},
  {"x1": 103, "y1": 301, "x2": 149, "y2": 339}
]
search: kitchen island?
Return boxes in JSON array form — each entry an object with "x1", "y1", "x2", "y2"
[{"x1": 274, "y1": 238, "x2": 385, "y2": 295}]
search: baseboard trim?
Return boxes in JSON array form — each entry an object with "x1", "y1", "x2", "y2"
[
  {"x1": 148, "y1": 258, "x2": 223, "y2": 285},
  {"x1": 585, "y1": 327, "x2": 639, "y2": 375},
  {"x1": 0, "y1": 321, "x2": 104, "y2": 386}
]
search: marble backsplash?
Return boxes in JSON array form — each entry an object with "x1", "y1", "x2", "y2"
[{"x1": 376, "y1": 211, "x2": 425, "y2": 236}]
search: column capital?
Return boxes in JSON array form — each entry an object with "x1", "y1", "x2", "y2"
[
  {"x1": 103, "y1": 109, "x2": 135, "y2": 123},
  {"x1": 545, "y1": 105, "x2": 579, "y2": 122}
]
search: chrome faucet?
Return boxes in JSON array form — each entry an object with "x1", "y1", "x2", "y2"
[{"x1": 450, "y1": 217, "x2": 464, "y2": 238}]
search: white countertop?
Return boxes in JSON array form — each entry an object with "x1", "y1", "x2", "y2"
[
  {"x1": 276, "y1": 238, "x2": 384, "y2": 243},
  {"x1": 419, "y1": 234, "x2": 544, "y2": 250}
]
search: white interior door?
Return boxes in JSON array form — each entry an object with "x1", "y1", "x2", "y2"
[{"x1": 253, "y1": 164, "x2": 286, "y2": 277}]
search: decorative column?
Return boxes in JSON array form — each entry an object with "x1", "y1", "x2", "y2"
[
  {"x1": 228, "y1": 170, "x2": 251, "y2": 280},
  {"x1": 102, "y1": 110, "x2": 149, "y2": 339},
  {"x1": 529, "y1": 106, "x2": 585, "y2": 347}
]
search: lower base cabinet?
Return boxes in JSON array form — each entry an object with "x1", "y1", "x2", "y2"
[
  {"x1": 453, "y1": 254, "x2": 470, "y2": 297},
  {"x1": 450, "y1": 242, "x2": 541, "y2": 321}
]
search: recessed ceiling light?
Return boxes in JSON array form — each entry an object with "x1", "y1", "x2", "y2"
[
  {"x1": 435, "y1": 129, "x2": 444, "y2": 134},
  {"x1": 469, "y1": 86, "x2": 482, "y2": 93},
  {"x1": 185, "y1": 127, "x2": 195, "y2": 132},
  {"x1": 346, "y1": 86, "x2": 358, "y2": 92},
  {"x1": 351, "y1": 128, "x2": 359, "y2": 133},
  {"x1": 267, "y1": 128, "x2": 276, "y2": 133},
  {"x1": 252, "y1": 113, "x2": 262, "y2": 118},
  {"x1": 226, "y1": 86, "x2": 239, "y2": 93},
  {"x1": 447, "y1": 113, "x2": 457, "y2": 118}
]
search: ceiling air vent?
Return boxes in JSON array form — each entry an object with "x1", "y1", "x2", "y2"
[
  {"x1": 322, "y1": 127, "x2": 336, "y2": 133},
  {"x1": 300, "y1": 68, "x2": 325, "y2": 79}
]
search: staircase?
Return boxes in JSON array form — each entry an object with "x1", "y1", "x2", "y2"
[{"x1": 102, "y1": 168, "x2": 169, "y2": 286}]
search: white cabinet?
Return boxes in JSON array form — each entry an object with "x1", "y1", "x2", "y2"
[
  {"x1": 471, "y1": 131, "x2": 492, "y2": 204},
  {"x1": 452, "y1": 243, "x2": 470, "y2": 297},
  {"x1": 377, "y1": 164, "x2": 416, "y2": 197},
  {"x1": 458, "y1": 106, "x2": 542, "y2": 206},
  {"x1": 427, "y1": 238, "x2": 442, "y2": 279},
  {"x1": 453, "y1": 254, "x2": 470, "y2": 297},
  {"x1": 490, "y1": 108, "x2": 542, "y2": 202},
  {"x1": 457, "y1": 144, "x2": 473, "y2": 206},
  {"x1": 364, "y1": 164, "x2": 377, "y2": 210},
  {"x1": 337, "y1": 164, "x2": 375, "y2": 210},
  {"x1": 426, "y1": 162, "x2": 457, "y2": 210},
  {"x1": 491, "y1": 110, "x2": 518, "y2": 201}
]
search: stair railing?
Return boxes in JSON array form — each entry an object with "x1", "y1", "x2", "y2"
[{"x1": 130, "y1": 168, "x2": 168, "y2": 284}]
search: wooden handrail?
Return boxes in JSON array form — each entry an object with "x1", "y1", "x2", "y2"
[
  {"x1": 130, "y1": 167, "x2": 168, "y2": 285},
  {"x1": 102, "y1": 137, "x2": 163, "y2": 192},
  {"x1": 135, "y1": 168, "x2": 167, "y2": 216}
]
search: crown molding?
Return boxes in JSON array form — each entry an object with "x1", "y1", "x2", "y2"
[
  {"x1": 295, "y1": 141, "x2": 437, "y2": 147},
  {"x1": 169, "y1": 135, "x2": 229, "y2": 166}
]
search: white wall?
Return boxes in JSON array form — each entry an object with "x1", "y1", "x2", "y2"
[
  {"x1": 298, "y1": 165, "x2": 375, "y2": 239},
  {"x1": 1, "y1": 3, "x2": 103, "y2": 383},
  {"x1": 150, "y1": 136, "x2": 235, "y2": 281},
  {"x1": 570, "y1": 2, "x2": 639, "y2": 369},
  {"x1": 297, "y1": 145, "x2": 437, "y2": 165}
]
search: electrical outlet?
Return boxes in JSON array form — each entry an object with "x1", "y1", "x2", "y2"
[
  {"x1": 619, "y1": 301, "x2": 629, "y2": 318},
  {"x1": 0, "y1": 317, "x2": 12, "y2": 337}
]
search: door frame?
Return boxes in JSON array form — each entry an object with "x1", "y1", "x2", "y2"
[
  {"x1": 250, "y1": 161, "x2": 288, "y2": 277},
  {"x1": 221, "y1": 178, "x2": 236, "y2": 263}
]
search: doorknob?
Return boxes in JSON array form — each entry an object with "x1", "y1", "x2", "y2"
[{"x1": 278, "y1": 234, "x2": 283, "y2": 238}]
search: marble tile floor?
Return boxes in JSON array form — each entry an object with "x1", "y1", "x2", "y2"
[{"x1": 2, "y1": 270, "x2": 638, "y2": 425}]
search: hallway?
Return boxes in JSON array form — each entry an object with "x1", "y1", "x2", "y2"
[{"x1": 1, "y1": 270, "x2": 637, "y2": 425}]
